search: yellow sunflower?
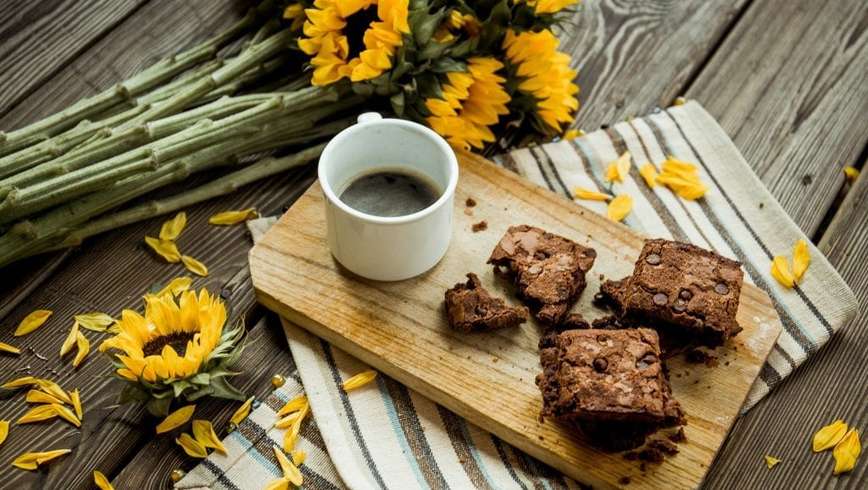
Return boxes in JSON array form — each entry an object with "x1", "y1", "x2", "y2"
[
  {"x1": 425, "y1": 57, "x2": 511, "y2": 151},
  {"x1": 503, "y1": 29, "x2": 579, "y2": 133},
  {"x1": 283, "y1": 3, "x2": 307, "y2": 31},
  {"x1": 100, "y1": 285, "x2": 245, "y2": 415},
  {"x1": 433, "y1": 10, "x2": 481, "y2": 44},
  {"x1": 298, "y1": 0, "x2": 410, "y2": 86},
  {"x1": 519, "y1": 0, "x2": 580, "y2": 14}
]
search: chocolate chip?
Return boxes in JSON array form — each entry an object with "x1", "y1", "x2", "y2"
[
  {"x1": 593, "y1": 358, "x2": 608, "y2": 372},
  {"x1": 652, "y1": 293, "x2": 668, "y2": 305},
  {"x1": 636, "y1": 353, "x2": 657, "y2": 369},
  {"x1": 714, "y1": 282, "x2": 730, "y2": 295},
  {"x1": 645, "y1": 253, "x2": 661, "y2": 265},
  {"x1": 679, "y1": 289, "x2": 692, "y2": 300}
]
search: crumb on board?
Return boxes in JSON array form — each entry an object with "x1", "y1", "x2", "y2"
[
  {"x1": 472, "y1": 220, "x2": 488, "y2": 232},
  {"x1": 465, "y1": 197, "x2": 477, "y2": 207}
]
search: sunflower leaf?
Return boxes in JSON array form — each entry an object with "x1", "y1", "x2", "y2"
[
  {"x1": 190, "y1": 373, "x2": 211, "y2": 386},
  {"x1": 186, "y1": 386, "x2": 214, "y2": 402},
  {"x1": 208, "y1": 377, "x2": 246, "y2": 401},
  {"x1": 171, "y1": 380, "x2": 193, "y2": 398},
  {"x1": 145, "y1": 397, "x2": 172, "y2": 417}
]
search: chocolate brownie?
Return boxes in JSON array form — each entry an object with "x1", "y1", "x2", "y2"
[
  {"x1": 600, "y1": 239, "x2": 743, "y2": 347},
  {"x1": 488, "y1": 225, "x2": 596, "y2": 324},
  {"x1": 536, "y1": 328, "x2": 683, "y2": 426},
  {"x1": 445, "y1": 273, "x2": 528, "y2": 333}
]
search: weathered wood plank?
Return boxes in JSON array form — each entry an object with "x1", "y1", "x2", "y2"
[
  {"x1": 559, "y1": 0, "x2": 750, "y2": 130},
  {"x1": 685, "y1": 0, "x2": 868, "y2": 236},
  {"x1": 0, "y1": 0, "x2": 147, "y2": 118},
  {"x1": 704, "y1": 165, "x2": 868, "y2": 488}
]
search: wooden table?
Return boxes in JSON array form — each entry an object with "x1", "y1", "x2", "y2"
[{"x1": 0, "y1": 1, "x2": 865, "y2": 488}]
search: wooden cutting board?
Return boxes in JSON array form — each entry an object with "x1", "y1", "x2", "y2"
[{"x1": 250, "y1": 152, "x2": 783, "y2": 489}]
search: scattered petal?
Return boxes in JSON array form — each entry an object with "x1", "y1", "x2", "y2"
[
  {"x1": 73, "y1": 331, "x2": 90, "y2": 368},
  {"x1": 278, "y1": 395, "x2": 308, "y2": 417},
  {"x1": 60, "y1": 321, "x2": 79, "y2": 357},
  {"x1": 192, "y1": 420, "x2": 226, "y2": 454},
  {"x1": 70, "y1": 389, "x2": 83, "y2": 419},
  {"x1": 282, "y1": 405, "x2": 308, "y2": 454},
  {"x1": 94, "y1": 470, "x2": 114, "y2": 490},
  {"x1": 342, "y1": 370, "x2": 378, "y2": 392},
  {"x1": 573, "y1": 187, "x2": 612, "y2": 202},
  {"x1": 813, "y1": 420, "x2": 848, "y2": 452},
  {"x1": 13, "y1": 310, "x2": 53, "y2": 336},
  {"x1": 639, "y1": 163, "x2": 659, "y2": 188},
  {"x1": 0, "y1": 341, "x2": 20, "y2": 355},
  {"x1": 0, "y1": 420, "x2": 8, "y2": 446},
  {"x1": 275, "y1": 412, "x2": 303, "y2": 430},
  {"x1": 176, "y1": 432, "x2": 208, "y2": 458},
  {"x1": 25, "y1": 389, "x2": 64, "y2": 405},
  {"x1": 764, "y1": 455, "x2": 781, "y2": 469},
  {"x1": 265, "y1": 479, "x2": 290, "y2": 490},
  {"x1": 792, "y1": 239, "x2": 810, "y2": 282},
  {"x1": 17, "y1": 404, "x2": 58, "y2": 424},
  {"x1": 157, "y1": 404, "x2": 196, "y2": 434},
  {"x1": 291, "y1": 449, "x2": 306, "y2": 466},
  {"x1": 36, "y1": 379, "x2": 72, "y2": 404},
  {"x1": 604, "y1": 152, "x2": 631, "y2": 183},
  {"x1": 662, "y1": 156, "x2": 699, "y2": 175},
  {"x1": 230, "y1": 397, "x2": 254, "y2": 427},
  {"x1": 562, "y1": 129, "x2": 584, "y2": 140},
  {"x1": 273, "y1": 445, "x2": 303, "y2": 485},
  {"x1": 181, "y1": 255, "x2": 208, "y2": 277},
  {"x1": 833, "y1": 429, "x2": 861, "y2": 475},
  {"x1": 208, "y1": 208, "x2": 258, "y2": 226},
  {"x1": 159, "y1": 212, "x2": 187, "y2": 241},
  {"x1": 1, "y1": 376, "x2": 38, "y2": 390},
  {"x1": 843, "y1": 166, "x2": 860, "y2": 182},
  {"x1": 11, "y1": 449, "x2": 71, "y2": 470},
  {"x1": 607, "y1": 194, "x2": 633, "y2": 222},
  {"x1": 52, "y1": 403, "x2": 81, "y2": 427},
  {"x1": 74, "y1": 312, "x2": 116, "y2": 332},
  {"x1": 771, "y1": 256, "x2": 795, "y2": 288},
  {"x1": 145, "y1": 236, "x2": 181, "y2": 263},
  {"x1": 155, "y1": 277, "x2": 193, "y2": 298}
]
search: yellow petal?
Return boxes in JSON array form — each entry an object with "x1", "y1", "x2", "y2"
[
  {"x1": 291, "y1": 449, "x2": 306, "y2": 466},
  {"x1": 181, "y1": 255, "x2": 209, "y2": 277},
  {"x1": 275, "y1": 412, "x2": 303, "y2": 430},
  {"x1": 74, "y1": 312, "x2": 116, "y2": 332},
  {"x1": 94, "y1": 470, "x2": 114, "y2": 490},
  {"x1": 771, "y1": 256, "x2": 795, "y2": 288},
  {"x1": 155, "y1": 277, "x2": 193, "y2": 298},
  {"x1": 792, "y1": 239, "x2": 810, "y2": 282},
  {"x1": 208, "y1": 208, "x2": 259, "y2": 225},
  {"x1": 0, "y1": 420, "x2": 9, "y2": 446},
  {"x1": 607, "y1": 194, "x2": 633, "y2": 222},
  {"x1": 60, "y1": 321, "x2": 79, "y2": 357},
  {"x1": 73, "y1": 331, "x2": 90, "y2": 368},
  {"x1": 11, "y1": 449, "x2": 71, "y2": 470},
  {"x1": 230, "y1": 397, "x2": 254, "y2": 426},
  {"x1": 265, "y1": 479, "x2": 290, "y2": 490},
  {"x1": 813, "y1": 420, "x2": 848, "y2": 452},
  {"x1": 70, "y1": 389, "x2": 83, "y2": 419},
  {"x1": 342, "y1": 370, "x2": 378, "y2": 392},
  {"x1": 604, "y1": 163, "x2": 619, "y2": 182},
  {"x1": 17, "y1": 404, "x2": 58, "y2": 424},
  {"x1": 843, "y1": 166, "x2": 859, "y2": 182},
  {"x1": 278, "y1": 395, "x2": 308, "y2": 417},
  {"x1": 604, "y1": 151, "x2": 631, "y2": 183},
  {"x1": 157, "y1": 404, "x2": 196, "y2": 434},
  {"x1": 145, "y1": 236, "x2": 181, "y2": 263},
  {"x1": 52, "y1": 403, "x2": 81, "y2": 427},
  {"x1": 176, "y1": 432, "x2": 208, "y2": 458},
  {"x1": 283, "y1": 416, "x2": 304, "y2": 453},
  {"x1": 159, "y1": 212, "x2": 187, "y2": 241},
  {"x1": 13, "y1": 309, "x2": 53, "y2": 336},
  {"x1": 573, "y1": 187, "x2": 612, "y2": 202},
  {"x1": 764, "y1": 455, "x2": 781, "y2": 469},
  {"x1": 0, "y1": 341, "x2": 20, "y2": 355},
  {"x1": 36, "y1": 379, "x2": 72, "y2": 404},
  {"x1": 833, "y1": 429, "x2": 860, "y2": 475},
  {"x1": 192, "y1": 420, "x2": 226, "y2": 454},
  {"x1": 273, "y1": 445, "x2": 303, "y2": 485},
  {"x1": 25, "y1": 389, "x2": 64, "y2": 405},
  {"x1": 662, "y1": 156, "x2": 698, "y2": 175},
  {"x1": 562, "y1": 128, "x2": 583, "y2": 140},
  {"x1": 639, "y1": 163, "x2": 659, "y2": 188},
  {"x1": 1, "y1": 376, "x2": 38, "y2": 390}
]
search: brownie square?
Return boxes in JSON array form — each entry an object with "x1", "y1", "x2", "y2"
[
  {"x1": 445, "y1": 273, "x2": 529, "y2": 333},
  {"x1": 488, "y1": 225, "x2": 596, "y2": 324},
  {"x1": 536, "y1": 328, "x2": 682, "y2": 426},
  {"x1": 601, "y1": 239, "x2": 743, "y2": 347}
]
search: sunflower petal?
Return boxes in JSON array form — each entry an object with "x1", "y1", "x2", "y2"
[
  {"x1": 155, "y1": 277, "x2": 193, "y2": 298},
  {"x1": 25, "y1": 389, "x2": 64, "y2": 405},
  {"x1": 60, "y1": 321, "x2": 79, "y2": 357},
  {"x1": 291, "y1": 449, "x2": 306, "y2": 466},
  {"x1": 843, "y1": 166, "x2": 860, "y2": 182},
  {"x1": 36, "y1": 379, "x2": 72, "y2": 404},
  {"x1": 74, "y1": 312, "x2": 116, "y2": 332},
  {"x1": 70, "y1": 389, "x2": 83, "y2": 419},
  {"x1": 52, "y1": 403, "x2": 81, "y2": 427},
  {"x1": 230, "y1": 397, "x2": 254, "y2": 426},
  {"x1": 1, "y1": 376, "x2": 38, "y2": 390},
  {"x1": 0, "y1": 420, "x2": 8, "y2": 446},
  {"x1": 273, "y1": 445, "x2": 303, "y2": 485},
  {"x1": 176, "y1": 432, "x2": 208, "y2": 458},
  {"x1": 833, "y1": 429, "x2": 861, "y2": 475},
  {"x1": 181, "y1": 255, "x2": 209, "y2": 277},
  {"x1": 573, "y1": 187, "x2": 612, "y2": 202},
  {"x1": 73, "y1": 331, "x2": 90, "y2": 368},
  {"x1": 771, "y1": 256, "x2": 795, "y2": 289},
  {"x1": 208, "y1": 208, "x2": 258, "y2": 226},
  {"x1": 192, "y1": 420, "x2": 226, "y2": 454},
  {"x1": 639, "y1": 163, "x2": 659, "y2": 188},
  {"x1": 277, "y1": 395, "x2": 308, "y2": 417},
  {"x1": 145, "y1": 236, "x2": 181, "y2": 263},
  {"x1": 607, "y1": 194, "x2": 633, "y2": 222},
  {"x1": 813, "y1": 420, "x2": 848, "y2": 452},
  {"x1": 17, "y1": 404, "x2": 58, "y2": 424},
  {"x1": 792, "y1": 239, "x2": 810, "y2": 282},
  {"x1": 157, "y1": 404, "x2": 196, "y2": 434},
  {"x1": 0, "y1": 341, "x2": 20, "y2": 355},
  {"x1": 11, "y1": 449, "x2": 71, "y2": 470},
  {"x1": 342, "y1": 370, "x2": 378, "y2": 391},
  {"x1": 94, "y1": 470, "x2": 114, "y2": 490},
  {"x1": 13, "y1": 309, "x2": 52, "y2": 336},
  {"x1": 159, "y1": 212, "x2": 187, "y2": 241}
]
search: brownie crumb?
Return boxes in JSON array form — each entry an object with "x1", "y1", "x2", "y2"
[
  {"x1": 668, "y1": 427, "x2": 686, "y2": 443},
  {"x1": 686, "y1": 348, "x2": 718, "y2": 367},
  {"x1": 444, "y1": 273, "x2": 528, "y2": 333},
  {"x1": 472, "y1": 220, "x2": 488, "y2": 232},
  {"x1": 591, "y1": 315, "x2": 624, "y2": 330},
  {"x1": 463, "y1": 208, "x2": 474, "y2": 216},
  {"x1": 465, "y1": 197, "x2": 477, "y2": 207},
  {"x1": 637, "y1": 447, "x2": 664, "y2": 464},
  {"x1": 647, "y1": 437, "x2": 679, "y2": 456},
  {"x1": 618, "y1": 476, "x2": 631, "y2": 485}
]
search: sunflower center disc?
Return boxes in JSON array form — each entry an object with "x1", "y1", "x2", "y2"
[
  {"x1": 142, "y1": 331, "x2": 196, "y2": 357},
  {"x1": 345, "y1": 6, "x2": 379, "y2": 60}
]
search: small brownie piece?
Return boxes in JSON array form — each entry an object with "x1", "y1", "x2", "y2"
[
  {"x1": 488, "y1": 225, "x2": 596, "y2": 324},
  {"x1": 601, "y1": 239, "x2": 743, "y2": 347},
  {"x1": 536, "y1": 328, "x2": 683, "y2": 426},
  {"x1": 445, "y1": 273, "x2": 528, "y2": 333}
]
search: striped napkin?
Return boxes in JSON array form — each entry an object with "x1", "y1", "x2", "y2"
[{"x1": 178, "y1": 101, "x2": 857, "y2": 489}]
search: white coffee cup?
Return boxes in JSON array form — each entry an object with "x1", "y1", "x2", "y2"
[{"x1": 318, "y1": 112, "x2": 459, "y2": 281}]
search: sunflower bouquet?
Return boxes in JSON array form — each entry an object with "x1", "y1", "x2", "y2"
[{"x1": 0, "y1": 0, "x2": 580, "y2": 268}]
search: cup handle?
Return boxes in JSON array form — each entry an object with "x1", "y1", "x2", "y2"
[{"x1": 357, "y1": 112, "x2": 382, "y2": 124}]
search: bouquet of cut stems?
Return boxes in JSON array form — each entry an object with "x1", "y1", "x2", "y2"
[{"x1": 0, "y1": 0, "x2": 581, "y2": 268}]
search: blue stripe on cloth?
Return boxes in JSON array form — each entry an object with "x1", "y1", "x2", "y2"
[{"x1": 375, "y1": 375, "x2": 430, "y2": 489}]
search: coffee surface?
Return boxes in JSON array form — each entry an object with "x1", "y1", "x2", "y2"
[{"x1": 339, "y1": 170, "x2": 440, "y2": 217}]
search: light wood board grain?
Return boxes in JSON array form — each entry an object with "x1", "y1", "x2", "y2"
[{"x1": 250, "y1": 152, "x2": 783, "y2": 489}]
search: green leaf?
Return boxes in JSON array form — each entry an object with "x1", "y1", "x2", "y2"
[
  {"x1": 209, "y1": 377, "x2": 247, "y2": 401},
  {"x1": 431, "y1": 58, "x2": 467, "y2": 74},
  {"x1": 186, "y1": 385, "x2": 215, "y2": 402},
  {"x1": 190, "y1": 373, "x2": 211, "y2": 386},
  {"x1": 119, "y1": 383, "x2": 149, "y2": 404},
  {"x1": 145, "y1": 397, "x2": 172, "y2": 417},
  {"x1": 412, "y1": 7, "x2": 447, "y2": 46},
  {"x1": 391, "y1": 92, "x2": 406, "y2": 117},
  {"x1": 171, "y1": 380, "x2": 193, "y2": 398}
]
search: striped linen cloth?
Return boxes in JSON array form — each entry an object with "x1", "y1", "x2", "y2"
[{"x1": 178, "y1": 101, "x2": 857, "y2": 489}]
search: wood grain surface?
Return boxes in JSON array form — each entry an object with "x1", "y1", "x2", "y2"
[{"x1": 250, "y1": 153, "x2": 783, "y2": 489}]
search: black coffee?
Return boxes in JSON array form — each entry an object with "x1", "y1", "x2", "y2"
[{"x1": 339, "y1": 170, "x2": 440, "y2": 217}]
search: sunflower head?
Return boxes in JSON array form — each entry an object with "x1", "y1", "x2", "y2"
[
  {"x1": 298, "y1": 0, "x2": 410, "y2": 86},
  {"x1": 100, "y1": 283, "x2": 246, "y2": 416}
]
